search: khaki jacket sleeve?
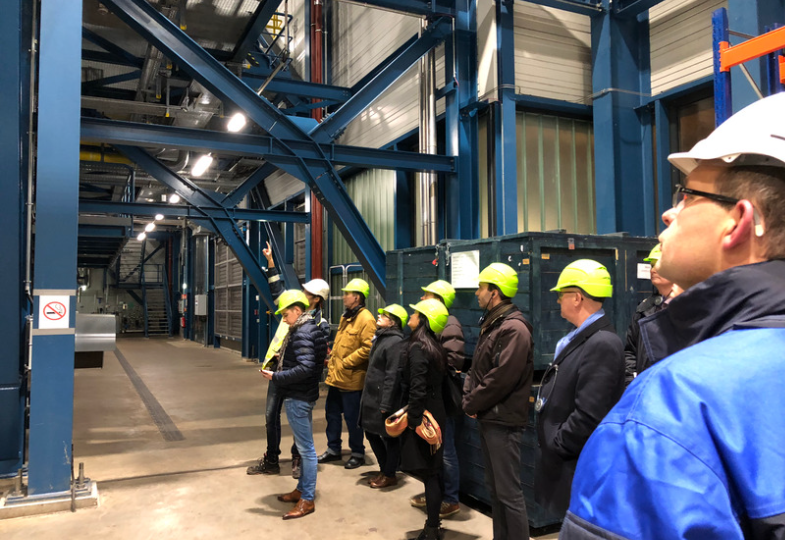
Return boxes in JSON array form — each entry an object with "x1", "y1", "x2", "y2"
[{"x1": 341, "y1": 311, "x2": 376, "y2": 369}]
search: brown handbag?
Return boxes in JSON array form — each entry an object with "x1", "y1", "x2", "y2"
[
  {"x1": 385, "y1": 406, "x2": 409, "y2": 437},
  {"x1": 385, "y1": 407, "x2": 442, "y2": 454}
]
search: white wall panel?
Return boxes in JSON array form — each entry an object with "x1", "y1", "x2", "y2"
[
  {"x1": 332, "y1": 3, "x2": 445, "y2": 149},
  {"x1": 513, "y1": 3, "x2": 591, "y2": 104},
  {"x1": 650, "y1": 0, "x2": 727, "y2": 95},
  {"x1": 265, "y1": 170, "x2": 304, "y2": 206}
]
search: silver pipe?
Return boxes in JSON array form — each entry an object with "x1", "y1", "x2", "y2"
[
  {"x1": 24, "y1": 0, "x2": 38, "y2": 298},
  {"x1": 418, "y1": 19, "x2": 437, "y2": 247}
]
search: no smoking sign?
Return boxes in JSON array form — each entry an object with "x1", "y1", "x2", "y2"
[{"x1": 38, "y1": 295, "x2": 70, "y2": 329}]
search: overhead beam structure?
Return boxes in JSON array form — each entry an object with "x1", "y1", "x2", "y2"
[
  {"x1": 101, "y1": 0, "x2": 454, "y2": 296},
  {"x1": 113, "y1": 144, "x2": 280, "y2": 311},
  {"x1": 355, "y1": 0, "x2": 456, "y2": 17},
  {"x1": 521, "y1": 0, "x2": 603, "y2": 17},
  {"x1": 231, "y1": 0, "x2": 284, "y2": 63},
  {"x1": 81, "y1": 118, "x2": 456, "y2": 173},
  {"x1": 79, "y1": 199, "x2": 310, "y2": 223},
  {"x1": 611, "y1": 0, "x2": 665, "y2": 18}
]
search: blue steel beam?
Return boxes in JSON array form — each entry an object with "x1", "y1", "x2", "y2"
[
  {"x1": 82, "y1": 49, "x2": 144, "y2": 67},
  {"x1": 612, "y1": 0, "x2": 666, "y2": 18},
  {"x1": 82, "y1": 27, "x2": 144, "y2": 67},
  {"x1": 81, "y1": 70, "x2": 141, "y2": 92},
  {"x1": 81, "y1": 118, "x2": 455, "y2": 173},
  {"x1": 28, "y1": 0, "x2": 81, "y2": 496},
  {"x1": 355, "y1": 0, "x2": 455, "y2": 17},
  {"x1": 520, "y1": 0, "x2": 603, "y2": 17},
  {"x1": 241, "y1": 73, "x2": 351, "y2": 102},
  {"x1": 310, "y1": 18, "x2": 452, "y2": 143},
  {"x1": 101, "y1": 0, "x2": 410, "y2": 296},
  {"x1": 232, "y1": 0, "x2": 284, "y2": 63},
  {"x1": 79, "y1": 199, "x2": 310, "y2": 223},
  {"x1": 78, "y1": 224, "x2": 129, "y2": 237},
  {"x1": 713, "y1": 8, "x2": 732, "y2": 126},
  {"x1": 348, "y1": 35, "x2": 418, "y2": 94},
  {"x1": 111, "y1": 146, "x2": 279, "y2": 311}
]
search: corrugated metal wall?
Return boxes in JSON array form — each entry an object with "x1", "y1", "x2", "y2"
[
  {"x1": 478, "y1": 1, "x2": 591, "y2": 104},
  {"x1": 649, "y1": 0, "x2": 727, "y2": 95},
  {"x1": 214, "y1": 239, "x2": 243, "y2": 340},
  {"x1": 479, "y1": 111, "x2": 595, "y2": 237},
  {"x1": 332, "y1": 2, "x2": 445, "y2": 149}
]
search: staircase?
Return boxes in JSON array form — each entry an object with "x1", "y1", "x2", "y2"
[
  {"x1": 117, "y1": 240, "x2": 144, "y2": 284},
  {"x1": 144, "y1": 287, "x2": 170, "y2": 336}
]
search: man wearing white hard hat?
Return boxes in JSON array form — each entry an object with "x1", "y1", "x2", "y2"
[
  {"x1": 562, "y1": 93, "x2": 785, "y2": 539},
  {"x1": 247, "y1": 242, "x2": 331, "y2": 478}
]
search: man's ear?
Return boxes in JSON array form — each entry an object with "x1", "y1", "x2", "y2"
[{"x1": 722, "y1": 200, "x2": 757, "y2": 250}]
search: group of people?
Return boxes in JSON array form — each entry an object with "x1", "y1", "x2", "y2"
[{"x1": 250, "y1": 92, "x2": 785, "y2": 540}]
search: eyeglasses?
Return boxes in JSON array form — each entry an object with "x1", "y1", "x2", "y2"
[
  {"x1": 672, "y1": 184, "x2": 739, "y2": 209},
  {"x1": 672, "y1": 184, "x2": 765, "y2": 237}
]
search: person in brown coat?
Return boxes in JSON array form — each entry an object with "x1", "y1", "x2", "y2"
[
  {"x1": 462, "y1": 263, "x2": 534, "y2": 540},
  {"x1": 319, "y1": 278, "x2": 376, "y2": 469}
]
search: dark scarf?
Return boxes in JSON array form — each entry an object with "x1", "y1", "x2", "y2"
[
  {"x1": 479, "y1": 301, "x2": 515, "y2": 334},
  {"x1": 342, "y1": 303, "x2": 366, "y2": 320}
]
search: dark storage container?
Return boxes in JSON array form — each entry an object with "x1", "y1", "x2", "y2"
[{"x1": 386, "y1": 231, "x2": 657, "y2": 528}]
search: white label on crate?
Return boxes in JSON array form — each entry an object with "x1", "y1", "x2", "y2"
[
  {"x1": 451, "y1": 250, "x2": 480, "y2": 289},
  {"x1": 39, "y1": 295, "x2": 70, "y2": 329},
  {"x1": 637, "y1": 263, "x2": 652, "y2": 280}
]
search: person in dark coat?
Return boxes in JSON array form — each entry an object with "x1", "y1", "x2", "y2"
[
  {"x1": 410, "y1": 280, "x2": 466, "y2": 518},
  {"x1": 260, "y1": 290, "x2": 327, "y2": 520},
  {"x1": 398, "y1": 299, "x2": 449, "y2": 540},
  {"x1": 623, "y1": 244, "x2": 680, "y2": 386},
  {"x1": 359, "y1": 304, "x2": 407, "y2": 489},
  {"x1": 462, "y1": 263, "x2": 534, "y2": 540},
  {"x1": 535, "y1": 259, "x2": 625, "y2": 517}
]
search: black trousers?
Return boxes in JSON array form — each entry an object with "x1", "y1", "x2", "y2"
[
  {"x1": 479, "y1": 421, "x2": 529, "y2": 540},
  {"x1": 365, "y1": 431, "x2": 400, "y2": 477}
]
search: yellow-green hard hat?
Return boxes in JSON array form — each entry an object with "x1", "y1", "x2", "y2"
[
  {"x1": 421, "y1": 280, "x2": 456, "y2": 308},
  {"x1": 275, "y1": 290, "x2": 310, "y2": 315},
  {"x1": 478, "y1": 263, "x2": 518, "y2": 298},
  {"x1": 342, "y1": 278, "x2": 370, "y2": 299},
  {"x1": 409, "y1": 299, "x2": 449, "y2": 334},
  {"x1": 644, "y1": 244, "x2": 662, "y2": 264},
  {"x1": 551, "y1": 259, "x2": 613, "y2": 298},
  {"x1": 378, "y1": 304, "x2": 408, "y2": 327}
]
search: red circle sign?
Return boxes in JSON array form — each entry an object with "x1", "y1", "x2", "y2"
[{"x1": 43, "y1": 302, "x2": 67, "y2": 321}]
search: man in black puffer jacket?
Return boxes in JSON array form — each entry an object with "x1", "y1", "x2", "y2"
[{"x1": 260, "y1": 290, "x2": 327, "y2": 520}]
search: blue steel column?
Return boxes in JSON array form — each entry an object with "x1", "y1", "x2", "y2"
[
  {"x1": 0, "y1": 0, "x2": 28, "y2": 477},
  {"x1": 28, "y1": 0, "x2": 82, "y2": 495},
  {"x1": 493, "y1": 0, "x2": 518, "y2": 236},
  {"x1": 445, "y1": 0, "x2": 479, "y2": 240},
  {"x1": 242, "y1": 221, "x2": 261, "y2": 360},
  {"x1": 591, "y1": 1, "x2": 647, "y2": 236},
  {"x1": 207, "y1": 238, "x2": 215, "y2": 347},
  {"x1": 654, "y1": 99, "x2": 673, "y2": 229},
  {"x1": 713, "y1": 8, "x2": 732, "y2": 125}
]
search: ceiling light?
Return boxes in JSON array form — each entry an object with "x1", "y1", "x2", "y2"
[
  {"x1": 191, "y1": 154, "x2": 213, "y2": 177},
  {"x1": 169, "y1": 193, "x2": 181, "y2": 204},
  {"x1": 81, "y1": 284, "x2": 88, "y2": 291},
  {"x1": 227, "y1": 113, "x2": 247, "y2": 132},
  {"x1": 145, "y1": 223, "x2": 156, "y2": 232},
  {"x1": 154, "y1": 213, "x2": 164, "y2": 221},
  {"x1": 182, "y1": 283, "x2": 187, "y2": 290},
  {"x1": 137, "y1": 232, "x2": 146, "y2": 241}
]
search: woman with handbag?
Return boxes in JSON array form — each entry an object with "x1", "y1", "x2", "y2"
[
  {"x1": 398, "y1": 299, "x2": 449, "y2": 540},
  {"x1": 359, "y1": 304, "x2": 408, "y2": 489}
]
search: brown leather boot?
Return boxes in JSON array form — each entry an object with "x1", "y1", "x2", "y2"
[
  {"x1": 367, "y1": 472, "x2": 384, "y2": 485},
  {"x1": 282, "y1": 499, "x2": 315, "y2": 520},
  {"x1": 370, "y1": 475, "x2": 398, "y2": 489},
  {"x1": 276, "y1": 489, "x2": 301, "y2": 503}
]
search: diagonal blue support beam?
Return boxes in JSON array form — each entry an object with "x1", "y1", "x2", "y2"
[
  {"x1": 81, "y1": 118, "x2": 455, "y2": 173},
  {"x1": 81, "y1": 70, "x2": 141, "y2": 92},
  {"x1": 112, "y1": 145, "x2": 279, "y2": 311},
  {"x1": 222, "y1": 163, "x2": 278, "y2": 208},
  {"x1": 232, "y1": 0, "x2": 284, "y2": 63},
  {"x1": 310, "y1": 18, "x2": 452, "y2": 143},
  {"x1": 521, "y1": 0, "x2": 603, "y2": 17},
  {"x1": 79, "y1": 199, "x2": 310, "y2": 223},
  {"x1": 241, "y1": 73, "x2": 351, "y2": 102},
  {"x1": 348, "y1": 35, "x2": 418, "y2": 94},
  {"x1": 82, "y1": 27, "x2": 144, "y2": 68},
  {"x1": 102, "y1": 0, "x2": 395, "y2": 296}
]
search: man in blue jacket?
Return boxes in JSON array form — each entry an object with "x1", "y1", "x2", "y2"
[{"x1": 562, "y1": 93, "x2": 785, "y2": 539}]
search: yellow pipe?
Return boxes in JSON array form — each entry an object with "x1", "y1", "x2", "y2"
[{"x1": 79, "y1": 149, "x2": 133, "y2": 165}]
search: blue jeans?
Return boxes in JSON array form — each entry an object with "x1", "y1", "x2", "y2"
[
  {"x1": 325, "y1": 386, "x2": 365, "y2": 458},
  {"x1": 442, "y1": 416, "x2": 460, "y2": 504},
  {"x1": 265, "y1": 381, "x2": 298, "y2": 461},
  {"x1": 284, "y1": 398, "x2": 317, "y2": 501}
]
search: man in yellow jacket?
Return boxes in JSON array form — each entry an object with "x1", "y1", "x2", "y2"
[{"x1": 318, "y1": 278, "x2": 376, "y2": 469}]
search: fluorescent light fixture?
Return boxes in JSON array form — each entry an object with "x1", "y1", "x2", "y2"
[
  {"x1": 145, "y1": 222, "x2": 156, "y2": 232},
  {"x1": 169, "y1": 193, "x2": 181, "y2": 204},
  {"x1": 227, "y1": 113, "x2": 247, "y2": 132},
  {"x1": 154, "y1": 213, "x2": 164, "y2": 221},
  {"x1": 182, "y1": 283, "x2": 187, "y2": 290},
  {"x1": 137, "y1": 232, "x2": 146, "y2": 241},
  {"x1": 191, "y1": 154, "x2": 213, "y2": 177},
  {"x1": 81, "y1": 285, "x2": 87, "y2": 291}
]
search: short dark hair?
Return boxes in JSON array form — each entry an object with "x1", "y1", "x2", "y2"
[
  {"x1": 714, "y1": 165, "x2": 785, "y2": 259},
  {"x1": 386, "y1": 312, "x2": 402, "y2": 329},
  {"x1": 487, "y1": 283, "x2": 510, "y2": 301}
]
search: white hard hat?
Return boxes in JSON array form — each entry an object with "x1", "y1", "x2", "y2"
[
  {"x1": 668, "y1": 92, "x2": 785, "y2": 175},
  {"x1": 302, "y1": 279, "x2": 330, "y2": 302}
]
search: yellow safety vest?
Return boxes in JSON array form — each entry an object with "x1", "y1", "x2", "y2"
[{"x1": 261, "y1": 314, "x2": 328, "y2": 370}]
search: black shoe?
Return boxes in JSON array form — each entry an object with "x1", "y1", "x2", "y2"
[
  {"x1": 246, "y1": 454, "x2": 280, "y2": 475},
  {"x1": 317, "y1": 450, "x2": 342, "y2": 463},
  {"x1": 415, "y1": 524, "x2": 443, "y2": 540},
  {"x1": 344, "y1": 456, "x2": 366, "y2": 469}
]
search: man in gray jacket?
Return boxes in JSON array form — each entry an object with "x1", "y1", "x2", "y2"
[{"x1": 463, "y1": 263, "x2": 534, "y2": 540}]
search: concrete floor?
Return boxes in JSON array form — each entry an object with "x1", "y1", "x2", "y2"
[{"x1": 0, "y1": 337, "x2": 558, "y2": 539}]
